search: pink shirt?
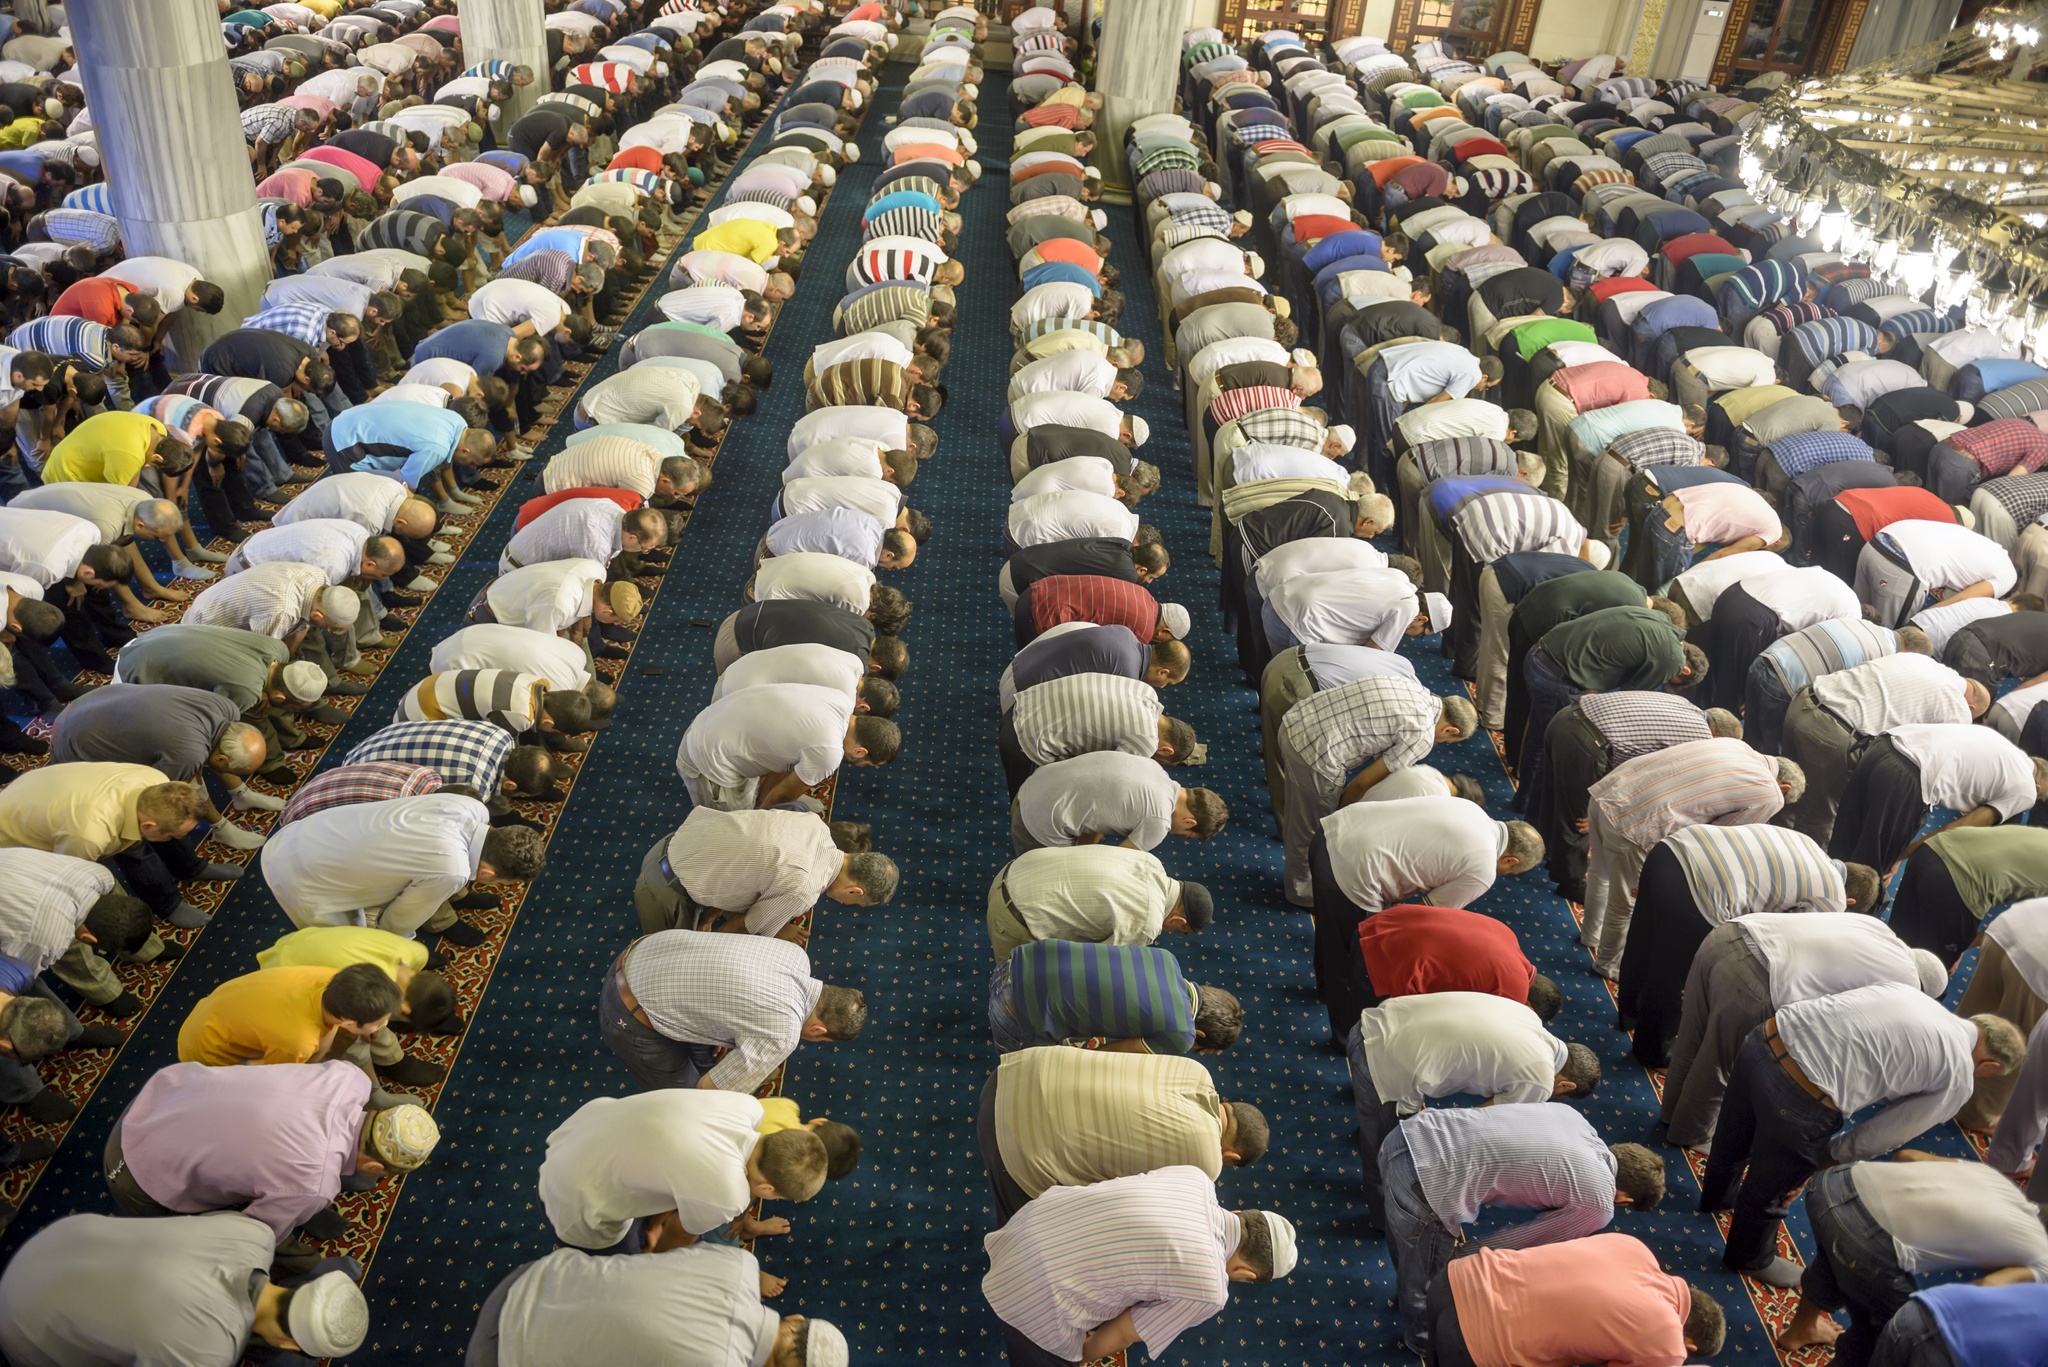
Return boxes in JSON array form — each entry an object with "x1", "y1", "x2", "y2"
[
  {"x1": 297, "y1": 145, "x2": 380, "y2": 194},
  {"x1": 1449, "y1": 1234, "x2": 1691, "y2": 1367},
  {"x1": 279, "y1": 94, "x2": 337, "y2": 119},
  {"x1": 440, "y1": 160, "x2": 518, "y2": 202},
  {"x1": 1551, "y1": 361, "x2": 1648, "y2": 412},
  {"x1": 1673, "y1": 482, "x2": 1782, "y2": 547},
  {"x1": 423, "y1": 14, "x2": 461, "y2": 33},
  {"x1": 256, "y1": 167, "x2": 321, "y2": 207}
]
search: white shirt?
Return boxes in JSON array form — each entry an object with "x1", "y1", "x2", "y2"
[
  {"x1": 105, "y1": 257, "x2": 200, "y2": 315},
  {"x1": 1267, "y1": 567, "x2": 1418, "y2": 649},
  {"x1": 1885, "y1": 723, "x2": 2037, "y2": 818},
  {"x1": 1986, "y1": 897, "x2": 2048, "y2": 998},
  {"x1": 7, "y1": 483, "x2": 148, "y2": 542},
  {"x1": 1320, "y1": 795, "x2": 1501, "y2": 915},
  {"x1": 752, "y1": 553, "x2": 874, "y2": 614},
  {"x1": 503, "y1": 498, "x2": 624, "y2": 571},
  {"x1": 1909, "y1": 597, "x2": 2011, "y2": 655},
  {"x1": 1396, "y1": 398, "x2": 1509, "y2": 446},
  {"x1": 1884, "y1": 519, "x2": 2018, "y2": 596},
  {"x1": 1673, "y1": 550, "x2": 1789, "y2": 621},
  {"x1": 710, "y1": 644, "x2": 864, "y2": 702},
  {"x1": 1850, "y1": 1160, "x2": 2048, "y2": 1282},
  {"x1": 487, "y1": 559, "x2": 604, "y2": 636},
  {"x1": 392, "y1": 175, "x2": 484, "y2": 211},
  {"x1": 675, "y1": 684, "x2": 853, "y2": 788},
  {"x1": 430, "y1": 624, "x2": 592, "y2": 691},
  {"x1": 1009, "y1": 391, "x2": 1127, "y2": 440},
  {"x1": 398, "y1": 357, "x2": 477, "y2": 395},
  {"x1": 268, "y1": 472, "x2": 410, "y2": 533},
  {"x1": 1737, "y1": 912, "x2": 1927, "y2": 1006},
  {"x1": 0, "y1": 847, "x2": 116, "y2": 971},
  {"x1": 1740, "y1": 565, "x2": 1860, "y2": 631},
  {"x1": 787, "y1": 407, "x2": 908, "y2": 457},
  {"x1": 184, "y1": 559, "x2": 330, "y2": 638},
  {"x1": 1253, "y1": 539, "x2": 1387, "y2": 596},
  {"x1": 260, "y1": 793, "x2": 487, "y2": 935},
  {"x1": 538, "y1": 1091, "x2": 762, "y2": 1247},
  {"x1": 1016, "y1": 751, "x2": 1180, "y2": 850},
  {"x1": 779, "y1": 475, "x2": 903, "y2": 528},
  {"x1": 0, "y1": 507, "x2": 97, "y2": 586},
  {"x1": 1776, "y1": 982, "x2": 1977, "y2": 1162},
  {"x1": 1357, "y1": 992, "x2": 1569, "y2": 1114},
  {"x1": 783, "y1": 437, "x2": 887, "y2": 482},
  {"x1": 657, "y1": 285, "x2": 746, "y2": 331},
  {"x1": 1686, "y1": 346, "x2": 1778, "y2": 389},
  {"x1": 310, "y1": 248, "x2": 431, "y2": 292},
  {"x1": 578, "y1": 365, "x2": 701, "y2": 431},
  {"x1": 1008, "y1": 352, "x2": 1119, "y2": 401},
  {"x1": 469, "y1": 277, "x2": 569, "y2": 335},
  {"x1": 1012, "y1": 456, "x2": 1118, "y2": 502},
  {"x1": 812, "y1": 330, "x2": 913, "y2": 372},
  {"x1": 1008, "y1": 491, "x2": 1139, "y2": 548},
  {"x1": 232, "y1": 519, "x2": 371, "y2": 585},
  {"x1": 1234, "y1": 445, "x2": 1346, "y2": 488}
]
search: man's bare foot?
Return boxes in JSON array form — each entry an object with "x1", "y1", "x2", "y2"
[{"x1": 1776, "y1": 1311, "x2": 1842, "y2": 1351}]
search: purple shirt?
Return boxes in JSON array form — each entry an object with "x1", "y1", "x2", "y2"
[{"x1": 121, "y1": 1060, "x2": 369, "y2": 1242}]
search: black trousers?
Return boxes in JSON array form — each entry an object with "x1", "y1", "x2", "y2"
[
  {"x1": 996, "y1": 710, "x2": 1035, "y2": 799},
  {"x1": 1614, "y1": 844, "x2": 1711, "y2": 1067},
  {"x1": 1890, "y1": 844, "x2": 1976, "y2": 964},
  {"x1": 1541, "y1": 706, "x2": 1609, "y2": 897},
  {"x1": 1812, "y1": 501, "x2": 1871, "y2": 585},
  {"x1": 1705, "y1": 583, "x2": 1782, "y2": 712},
  {"x1": 1424, "y1": 1270, "x2": 1478, "y2": 1367},
  {"x1": 1309, "y1": 832, "x2": 1375, "y2": 1047},
  {"x1": 109, "y1": 833, "x2": 208, "y2": 917},
  {"x1": 1829, "y1": 737, "x2": 1930, "y2": 874},
  {"x1": 976, "y1": 1071, "x2": 1032, "y2": 1228}
]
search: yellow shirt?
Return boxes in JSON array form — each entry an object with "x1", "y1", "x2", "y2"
[
  {"x1": 43, "y1": 412, "x2": 167, "y2": 487},
  {"x1": 256, "y1": 926, "x2": 429, "y2": 977},
  {"x1": 1044, "y1": 86, "x2": 1087, "y2": 108},
  {"x1": 299, "y1": 0, "x2": 341, "y2": 15},
  {"x1": 0, "y1": 118, "x2": 42, "y2": 150},
  {"x1": 177, "y1": 966, "x2": 337, "y2": 1066},
  {"x1": 0, "y1": 761, "x2": 163, "y2": 861},
  {"x1": 757, "y1": 1097, "x2": 803, "y2": 1134},
  {"x1": 693, "y1": 219, "x2": 779, "y2": 264}
]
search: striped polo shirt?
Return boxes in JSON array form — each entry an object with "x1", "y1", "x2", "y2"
[{"x1": 1002, "y1": 940, "x2": 1196, "y2": 1054}]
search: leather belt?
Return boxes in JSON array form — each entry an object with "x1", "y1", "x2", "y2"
[
  {"x1": 997, "y1": 873, "x2": 1019, "y2": 918},
  {"x1": 611, "y1": 938, "x2": 653, "y2": 1030},
  {"x1": 658, "y1": 853, "x2": 686, "y2": 896},
  {"x1": 1763, "y1": 1019, "x2": 1837, "y2": 1110}
]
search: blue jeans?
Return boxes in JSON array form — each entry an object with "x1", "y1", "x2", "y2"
[
  {"x1": 1868, "y1": 1299, "x2": 1955, "y2": 1367},
  {"x1": 1381, "y1": 1128, "x2": 1457, "y2": 1354},
  {"x1": 245, "y1": 431, "x2": 294, "y2": 498},
  {"x1": 1345, "y1": 1021, "x2": 1403, "y2": 1231},
  {"x1": 598, "y1": 964, "x2": 714, "y2": 1090},
  {"x1": 1803, "y1": 1167, "x2": 1920, "y2": 1367},
  {"x1": 1700, "y1": 1027, "x2": 1843, "y2": 1274},
  {"x1": 1744, "y1": 658, "x2": 1794, "y2": 755},
  {"x1": 987, "y1": 959, "x2": 1035, "y2": 1053}
]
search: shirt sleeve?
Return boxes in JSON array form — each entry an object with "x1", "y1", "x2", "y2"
[
  {"x1": 1129, "y1": 1294, "x2": 1226, "y2": 1357},
  {"x1": 706, "y1": 1018, "x2": 800, "y2": 1093},
  {"x1": 242, "y1": 1185, "x2": 334, "y2": 1245},
  {"x1": 1476, "y1": 1196, "x2": 1611, "y2": 1252},
  {"x1": 1830, "y1": 1081, "x2": 1972, "y2": 1163},
  {"x1": 792, "y1": 740, "x2": 843, "y2": 787},
  {"x1": 377, "y1": 874, "x2": 470, "y2": 937}
]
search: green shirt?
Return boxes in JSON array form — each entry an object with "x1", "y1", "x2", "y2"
[
  {"x1": 113, "y1": 623, "x2": 288, "y2": 713},
  {"x1": 1929, "y1": 826, "x2": 2048, "y2": 917},
  {"x1": 1514, "y1": 569, "x2": 1643, "y2": 647},
  {"x1": 1539, "y1": 605, "x2": 1684, "y2": 691},
  {"x1": 1514, "y1": 319, "x2": 1597, "y2": 361}
]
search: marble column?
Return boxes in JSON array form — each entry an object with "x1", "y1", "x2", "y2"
[
  {"x1": 459, "y1": 0, "x2": 551, "y2": 123},
  {"x1": 66, "y1": 0, "x2": 269, "y2": 368},
  {"x1": 1094, "y1": 0, "x2": 1195, "y2": 201}
]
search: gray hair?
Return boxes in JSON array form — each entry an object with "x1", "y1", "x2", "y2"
[
  {"x1": 1775, "y1": 755, "x2": 1807, "y2": 805},
  {"x1": 844, "y1": 851, "x2": 899, "y2": 904},
  {"x1": 1973, "y1": 1013, "x2": 2027, "y2": 1074},
  {"x1": 212, "y1": 722, "x2": 265, "y2": 775},
  {"x1": 0, "y1": 995, "x2": 68, "y2": 1061},
  {"x1": 1503, "y1": 819, "x2": 1544, "y2": 871},
  {"x1": 659, "y1": 455, "x2": 705, "y2": 491},
  {"x1": 1702, "y1": 707, "x2": 1743, "y2": 739},
  {"x1": 1357, "y1": 491, "x2": 1394, "y2": 531},
  {"x1": 135, "y1": 499, "x2": 183, "y2": 535},
  {"x1": 1439, "y1": 694, "x2": 1477, "y2": 740}
]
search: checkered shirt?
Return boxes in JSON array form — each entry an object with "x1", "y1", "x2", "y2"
[
  {"x1": 241, "y1": 104, "x2": 299, "y2": 147},
  {"x1": 1951, "y1": 418, "x2": 2048, "y2": 478},
  {"x1": 242, "y1": 302, "x2": 334, "y2": 351},
  {"x1": 1279, "y1": 675, "x2": 1441, "y2": 786},
  {"x1": 1608, "y1": 426, "x2": 1704, "y2": 470},
  {"x1": 622, "y1": 930, "x2": 823, "y2": 1092},
  {"x1": 344, "y1": 718, "x2": 515, "y2": 793},
  {"x1": 1770, "y1": 429, "x2": 1874, "y2": 478},
  {"x1": 278, "y1": 761, "x2": 444, "y2": 829},
  {"x1": 1575, "y1": 691, "x2": 1711, "y2": 766}
]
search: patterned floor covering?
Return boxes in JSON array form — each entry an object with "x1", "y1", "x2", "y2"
[{"x1": 0, "y1": 57, "x2": 1993, "y2": 1367}]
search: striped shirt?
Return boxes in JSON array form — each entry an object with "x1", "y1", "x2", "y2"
[
  {"x1": 1663, "y1": 823, "x2": 1846, "y2": 924},
  {"x1": 834, "y1": 284, "x2": 932, "y2": 334},
  {"x1": 849, "y1": 240, "x2": 946, "y2": 287},
  {"x1": 1449, "y1": 487, "x2": 1586, "y2": 564},
  {"x1": 1973, "y1": 376, "x2": 2048, "y2": 422},
  {"x1": 1026, "y1": 575, "x2": 1160, "y2": 641},
  {"x1": 541, "y1": 436, "x2": 661, "y2": 499},
  {"x1": 1159, "y1": 201, "x2": 1233, "y2": 233},
  {"x1": 864, "y1": 206, "x2": 943, "y2": 242},
  {"x1": 182, "y1": 560, "x2": 330, "y2": 639},
  {"x1": 345, "y1": 719, "x2": 515, "y2": 794},
  {"x1": 278, "y1": 762, "x2": 443, "y2": 829},
  {"x1": 998, "y1": 845, "x2": 1182, "y2": 947},
  {"x1": 1588, "y1": 738, "x2": 1786, "y2": 850},
  {"x1": 1576, "y1": 691, "x2": 1711, "y2": 765},
  {"x1": 0, "y1": 848, "x2": 117, "y2": 971},
  {"x1": 1403, "y1": 1104, "x2": 1618, "y2": 1247},
  {"x1": 396, "y1": 670, "x2": 547, "y2": 734},
  {"x1": 1009, "y1": 672, "x2": 1163, "y2": 765},
  {"x1": 1762, "y1": 618, "x2": 1897, "y2": 693},
  {"x1": 982, "y1": 1165, "x2": 1235, "y2": 1361},
  {"x1": 1279, "y1": 676, "x2": 1441, "y2": 786},
  {"x1": 1411, "y1": 437, "x2": 1519, "y2": 482},
  {"x1": 999, "y1": 940, "x2": 1196, "y2": 1052},
  {"x1": 663, "y1": 808, "x2": 842, "y2": 936},
  {"x1": 994, "y1": 1048, "x2": 1222, "y2": 1196},
  {"x1": 1608, "y1": 426, "x2": 1704, "y2": 470},
  {"x1": 500, "y1": 249, "x2": 576, "y2": 298},
  {"x1": 622, "y1": 930, "x2": 824, "y2": 1092},
  {"x1": 7, "y1": 316, "x2": 112, "y2": 369},
  {"x1": 1812, "y1": 653, "x2": 1972, "y2": 735},
  {"x1": 806, "y1": 357, "x2": 911, "y2": 410},
  {"x1": 1154, "y1": 222, "x2": 1225, "y2": 252},
  {"x1": 1208, "y1": 384, "x2": 1297, "y2": 427}
]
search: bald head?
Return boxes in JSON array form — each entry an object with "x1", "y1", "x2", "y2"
[{"x1": 391, "y1": 498, "x2": 438, "y2": 539}]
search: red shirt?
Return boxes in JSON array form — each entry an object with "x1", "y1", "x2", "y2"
[
  {"x1": 1660, "y1": 232, "x2": 1739, "y2": 267},
  {"x1": 50, "y1": 277, "x2": 133, "y2": 328},
  {"x1": 1020, "y1": 103, "x2": 1081, "y2": 130},
  {"x1": 1587, "y1": 276, "x2": 1658, "y2": 304},
  {"x1": 1356, "y1": 904, "x2": 1534, "y2": 1001},
  {"x1": 1835, "y1": 485, "x2": 1955, "y2": 541},
  {"x1": 1290, "y1": 213, "x2": 1354, "y2": 245},
  {"x1": 1027, "y1": 574, "x2": 1161, "y2": 641},
  {"x1": 1029, "y1": 238, "x2": 1102, "y2": 273},
  {"x1": 1368, "y1": 156, "x2": 1425, "y2": 187},
  {"x1": 1451, "y1": 137, "x2": 1510, "y2": 163},
  {"x1": 515, "y1": 486, "x2": 642, "y2": 531},
  {"x1": 609, "y1": 146, "x2": 665, "y2": 175}
]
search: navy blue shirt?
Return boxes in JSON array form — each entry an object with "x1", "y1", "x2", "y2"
[
  {"x1": 1010, "y1": 624, "x2": 1145, "y2": 695},
  {"x1": 412, "y1": 319, "x2": 514, "y2": 377}
]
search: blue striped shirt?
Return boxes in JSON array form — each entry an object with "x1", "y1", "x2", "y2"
[{"x1": 998, "y1": 940, "x2": 1195, "y2": 1053}]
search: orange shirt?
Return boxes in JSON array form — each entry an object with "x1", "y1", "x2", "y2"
[
  {"x1": 176, "y1": 966, "x2": 338, "y2": 1067},
  {"x1": 50, "y1": 277, "x2": 133, "y2": 328},
  {"x1": 1448, "y1": 1234, "x2": 1690, "y2": 1367},
  {"x1": 893, "y1": 142, "x2": 963, "y2": 168},
  {"x1": 1028, "y1": 238, "x2": 1102, "y2": 274}
]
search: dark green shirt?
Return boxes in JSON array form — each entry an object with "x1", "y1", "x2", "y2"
[
  {"x1": 1539, "y1": 605, "x2": 1685, "y2": 691},
  {"x1": 1514, "y1": 569, "x2": 1644, "y2": 645}
]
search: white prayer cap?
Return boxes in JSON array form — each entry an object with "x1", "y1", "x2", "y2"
[
  {"x1": 805, "y1": 1319, "x2": 850, "y2": 1367},
  {"x1": 1327, "y1": 423, "x2": 1356, "y2": 453},
  {"x1": 1083, "y1": 166, "x2": 1101, "y2": 179},
  {"x1": 487, "y1": 102, "x2": 502, "y2": 123},
  {"x1": 843, "y1": 141, "x2": 861, "y2": 160},
  {"x1": 1913, "y1": 949, "x2": 1949, "y2": 997},
  {"x1": 1204, "y1": 180, "x2": 1222, "y2": 198},
  {"x1": 849, "y1": 89, "x2": 863, "y2": 108},
  {"x1": 371, "y1": 1102, "x2": 440, "y2": 1169},
  {"x1": 1252, "y1": 1211, "x2": 1299, "y2": 1279},
  {"x1": 819, "y1": 165, "x2": 837, "y2": 185},
  {"x1": 796, "y1": 194, "x2": 817, "y2": 216},
  {"x1": 1955, "y1": 504, "x2": 1977, "y2": 530},
  {"x1": 73, "y1": 144, "x2": 97, "y2": 168},
  {"x1": 280, "y1": 661, "x2": 327, "y2": 703},
  {"x1": 1246, "y1": 250, "x2": 1265, "y2": 278},
  {"x1": 963, "y1": 82, "x2": 978, "y2": 98},
  {"x1": 517, "y1": 185, "x2": 538, "y2": 206},
  {"x1": 1585, "y1": 540, "x2": 1612, "y2": 569},
  {"x1": 1231, "y1": 208, "x2": 1254, "y2": 227},
  {"x1": 1424, "y1": 591, "x2": 1453, "y2": 635},
  {"x1": 1289, "y1": 346, "x2": 1316, "y2": 367},
  {"x1": 1089, "y1": 209, "x2": 1107, "y2": 229},
  {"x1": 1955, "y1": 400, "x2": 1975, "y2": 423},
  {"x1": 1160, "y1": 603, "x2": 1190, "y2": 639},
  {"x1": 288, "y1": 1270, "x2": 369, "y2": 1358},
  {"x1": 1129, "y1": 415, "x2": 1149, "y2": 446},
  {"x1": 317, "y1": 587, "x2": 361, "y2": 626}
]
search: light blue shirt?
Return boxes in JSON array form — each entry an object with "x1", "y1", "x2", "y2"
[{"x1": 332, "y1": 401, "x2": 468, "y2": 488}]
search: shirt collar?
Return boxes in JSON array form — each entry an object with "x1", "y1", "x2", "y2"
[{"x1": 1493, "y1": 822, "x2": 1509, "y2": 858}]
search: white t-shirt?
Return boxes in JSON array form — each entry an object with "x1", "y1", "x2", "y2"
[
  {"x1": 787, "y1": 407, "x2": 909, "y2": 458},
  {"x1": 752, "y1": 553, "x2": 874, "y2": 614},
  {"x1": 1986, "y1": 896, "x2": 2048, "y2": 998},
  {"x1": 1738, "y1": 912, "x2": 1924, "y2": 1006},
  {"x1": 676, "y1": 684, "x2": 853, "y2": 787},
  {"x1": 710, "y1": 644, "x2": 864, "y2": 701},
  {"x1": 0, "y1": 508, "x2": 101, "y2": 586},
  {"x1": 780, "y1": 475, "x2": 903, "y2": 526},
  {"x1": 269, "y1": 471, "x2": 410, "y2": 533},
  {"x1": 469, "y1": 278, "x2": 570, "y2": 335},
  {"x1": 1253, "y1": 539, "x2": 1387, "y2": 597},
  {"x1": 430, "y1": 624, "x2": 593, "y2": 691},
  {"x1": 1320, "y1": 795, "x2": 1501, "y2": 915},
  {"x1": 1884, "y1": 519, "x2": 2018, "y2": 596},
  {"x1": 1356, "y1": 991, "x2": 1569, "y2": 1114},
  {"x1": 538, "y1": 1091, "x2": 763, "y2": 1247},
  {"x1": 1012, "y1": 456, "x2": 1118, "y2": 502},
  {"x1": 1740, "y1": 565, "x2": 1860, "y2": 632},
  {"x1": 1267, "y1": 568, "x2": 1418, "y2": 650},
  {"x1": 486, "y1": 559, "x2": 605, "y2": 636},
  {"x1": 783, "y1": 437, "x2": 887, "y2": 482},
  {"x1": 1887, "y1": 723, "x2": 2037, "y2": 819},
  {"x1": 1852, "y1": 1160, "x2": 2048, "y2": 1282},
  {"x1": 1674, "y1": 550, "x2": 1789, "y2": 621},
  {"x1": 1008, "y1": 491, "x2": 1139, "y2": 548}
]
